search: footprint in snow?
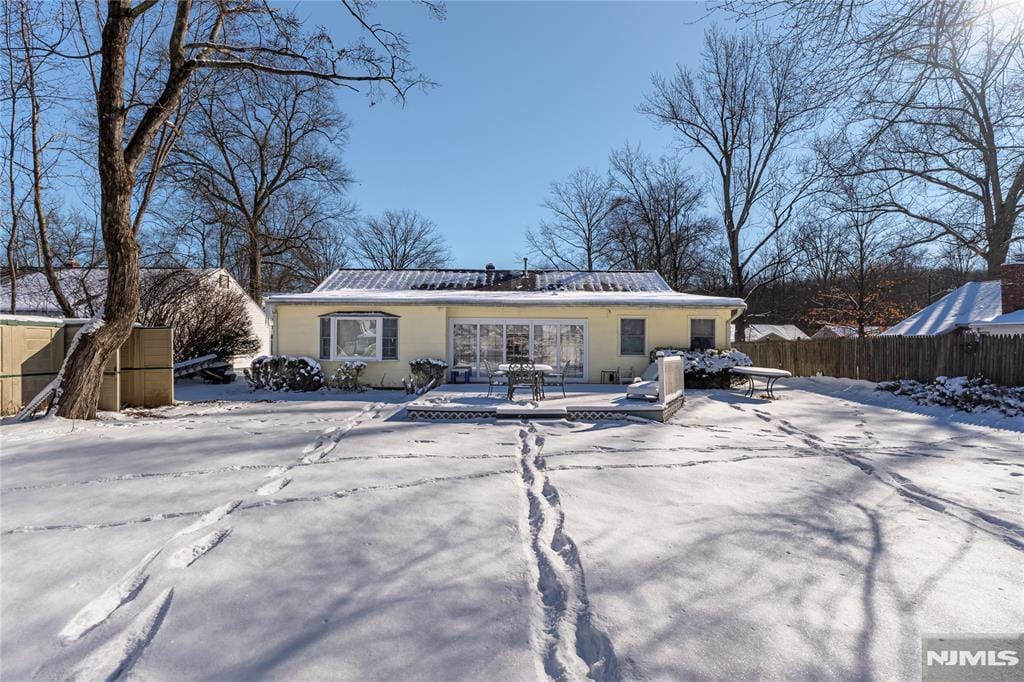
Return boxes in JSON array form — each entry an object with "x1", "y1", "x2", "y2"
[
  {"x1": 254, "y1": 477, "x2": 291, "y2": 496},
  {"x1": 167, "y1": 528, "x2": 231, "y2": 568}
]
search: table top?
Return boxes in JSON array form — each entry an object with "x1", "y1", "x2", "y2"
[
  {"x1": 498, "y1": 363, "x2": 554, "y2": 372},
  {"x1": 731, "y1": 366, "x2": 792, "y2": 378}
]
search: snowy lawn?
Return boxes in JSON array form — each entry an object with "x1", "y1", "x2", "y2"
[{"x1": 1, "y1": 378, "x2": 1021, "y2": 680}]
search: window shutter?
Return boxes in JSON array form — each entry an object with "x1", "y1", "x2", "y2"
[
  {"x1": 382, "y1": 318, "x2": 399, "y2": 360},
  {"x1": 319, "y1": 318, "x2": 331, "y2": 359}
]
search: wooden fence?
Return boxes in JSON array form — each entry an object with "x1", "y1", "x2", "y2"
[
  {"x1": 0, "y1": 317, "x2": 174, "y2": 415},
  {"x1": 734, "y1": 334, "x2": 1024, "y2": 386}
]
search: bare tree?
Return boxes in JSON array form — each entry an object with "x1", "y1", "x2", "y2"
[
  {"x1": 608, "y1": 146, "x2": 715, "y2": 290},
  {"x1": 641, "y1": 28, "x2": 823, "y2": 339},
  {"x1": 1, "y1": 2, "x2": 27, "y2": 311},
  {"x1": 805, "y1": 182, "x2": 912, "y2": 335},
  {"x1": 526, "y1": 167, "x2": 622, "y2": 270},
  {"x1": 265, "y1": 206, "x2": 355, "y2": 291},
  {"x1": 351, "y1": 209, "x2": 451, "y2": 269},
  {"x1": 1, "y1": 2, "x2": 76, "y2": 315},
  {"x1": 792, "y1": 217, "x2": 847, "y2": 286},
  {"x1": 166, "y1": 69, "x2": 352, "y2": 299},
  {"x1": 837, "y1": 11, "x2": 1024, "y2": 273},
  {"x1": 720, "y1": 0, "x2": 1024, "y2": 275},
  {"x1": 49, "y1": 0, "x2": 440, "y2": 420}
]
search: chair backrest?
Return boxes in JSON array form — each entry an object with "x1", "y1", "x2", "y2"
[
  {"x1": 507, "y1": 358, "x2": 535, "y2": 384},
  {"x1": 483, "y1": 359, "x2": 493, "y2": 377}
]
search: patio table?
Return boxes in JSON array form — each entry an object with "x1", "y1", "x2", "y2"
[{"x1": 731, "y1": 366, "x2": 792, "y2": 399}]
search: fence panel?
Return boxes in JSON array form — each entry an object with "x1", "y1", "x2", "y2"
[{"x1": 734, "y1": 334, "x2": 1024, "y2": 386}]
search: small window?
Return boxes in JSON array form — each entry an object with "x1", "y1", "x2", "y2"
[
  {"x1": 382, "y1": 318, "x2": 399, "y2": 360},
  {"x1": 319, "y1": 318, "x2": 331, "y2": 359},
  {"x1": 218, "y1": 274, "x2": 230, "y2": 288},
  {"x1": 691, "y1": 319, "x2": 716, "y2": 350},
  {"x1": 620, "y1": 318, "x2": 646, "y2": 355}
]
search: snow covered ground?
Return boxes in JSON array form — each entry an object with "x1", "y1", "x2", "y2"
[{"x1": 1, "y1": 378, "x2": 1021, "y2": 680}]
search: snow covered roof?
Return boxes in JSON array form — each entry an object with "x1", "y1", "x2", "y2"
[
  {"x1": 0, "y1": 268, "x2": 228, "y2": 317},
  {"x1": 269, "y1": 288, "x2": 746, "y2": 308},
  {"x1": 732, "y1": 324, "x2": 809, "y2": 342},
  {"x1": 812, "y1": 324, "x2": 881, "y2": 339},
  {"x1": 969, "y1": 308, "x2": 1024, "y2": 327},
  {"x1": 881, "y1": 280, "x2": 1002, "y2": 336},
  {"x1": 270, "y1": 268, "x2": 745, "y2": 308},
  {"x1": 313, "y1": 268, "x2": 674, "y2": 293}
]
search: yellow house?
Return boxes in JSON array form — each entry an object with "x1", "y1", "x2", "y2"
[{"x1": 266, "y1": 268, "x2": 746, "y2": 387}]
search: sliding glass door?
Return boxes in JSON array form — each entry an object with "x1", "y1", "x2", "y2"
[{"x1": 449, "y1": 318, "x2": 588, "y2": 380}]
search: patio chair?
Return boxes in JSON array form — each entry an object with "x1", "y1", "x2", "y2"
[
  {"x1": 543, "y1": 360, "x2": 571, "y2": 398},
  {"x1": 506, "y1": 359, "x2": 541, "y2": 401},
  {"x1": 483, "y1": 360, "x2": 507, "y2": 398},
  {"x1": 618, "y1": 366, "x2": 636, "y2": 384}
]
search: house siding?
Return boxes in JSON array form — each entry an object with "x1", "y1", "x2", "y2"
[{"x1": 272, "y1": 302, "x2": 735, "y2": 387}]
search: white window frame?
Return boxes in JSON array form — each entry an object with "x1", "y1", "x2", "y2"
[
  {"x1": 448, "y1": 318, "x2": 589, "y2": 381},
  {"x1": 324, "y1": 315, "x2": 384, "y2": 362}
]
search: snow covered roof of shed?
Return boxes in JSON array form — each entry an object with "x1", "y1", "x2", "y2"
[
  {"x1": 731, "y1": 324, "x2": 809, "y2": 342},
  {"x1": 271, "y1": 268, "x2": 746, "y2": 308},
  {"x1": 881, "y1": 280, "x2": 1001, "y2": 336}
]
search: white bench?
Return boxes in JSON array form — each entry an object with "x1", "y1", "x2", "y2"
[{"x1": 731, "y1": 366, "x2": 792, "y2": 399}]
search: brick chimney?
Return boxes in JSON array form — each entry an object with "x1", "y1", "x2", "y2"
[{"x1": 1002, "y1": 255, "x2": 1024, "y2": 314}]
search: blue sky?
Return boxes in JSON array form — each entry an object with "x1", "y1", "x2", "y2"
[{"x1": 308, "y1": 1, "x2": 712, "y2": 269}]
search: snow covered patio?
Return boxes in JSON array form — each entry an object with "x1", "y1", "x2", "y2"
[
  {"x1": 1, "y1": 379, "x2": 1022, "y2": 679},
  {"x1": 405, "y1": 383, "x2": 680, "y2": 422}
]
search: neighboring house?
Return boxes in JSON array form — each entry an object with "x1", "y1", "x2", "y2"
[
  {"x1": 266, "y1": 267, "x2": 746, "y2": 386},
  {"x1": 882, "y1": 258, "x2": 1024, "y2": 337},
  {"x1": 730, "y1": 323, "x2": 809, "y2": 343},
  {"x1": 0, "y1": 267, "x2": 271, "y2": 366},
  {"x1": 812, "y1": 324, "x2": 881, "y2": 339}
]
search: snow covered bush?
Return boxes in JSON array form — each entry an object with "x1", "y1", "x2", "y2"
[
  {"x1": 245, "y1": 356, "x2": 324, "y2": 391},
  {"x1": 330, "y1": 361, "x2": 367, "y2": 391},
  {"x1": 877, "y1": 376, "x2": 1024, "y2": 417},
  {"x1": 653, "y1": 348, "x2": 753, "y2": 388},
  {"x1": 409, "y1": 357, "x2": 447, "y2": 392}
]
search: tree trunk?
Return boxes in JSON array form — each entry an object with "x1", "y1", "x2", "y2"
[
  {"x1": 56, "y1": 3, "x2": 139, "y2": 419},
  {"x1": 985, "y1": 214, "x2": 1013, "y2": 276},
  {"x1": 247, "y1": 226, "x2": 262, "y2": 301}
]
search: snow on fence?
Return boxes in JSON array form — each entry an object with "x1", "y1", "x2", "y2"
[
  {"x1": 734, "y1": 334, "x2": 1024, "y2": 386},
  {"x1": 655, "y1": 352, "x2": 685, "y2": 404},
  {"x1": 0, "y1": 317, "x2": 174, "y2": 415}
]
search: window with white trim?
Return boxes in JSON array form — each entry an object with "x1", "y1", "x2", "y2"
[
  {"x1": 319, "y1": 315, "x2": 399, "y2": 361},
  {"x1": 619, "y1": 318, "x2": 646, "y2": 355},
  {"x1": 690, "y1": 318, "x2": 716, "y2": 350}
]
